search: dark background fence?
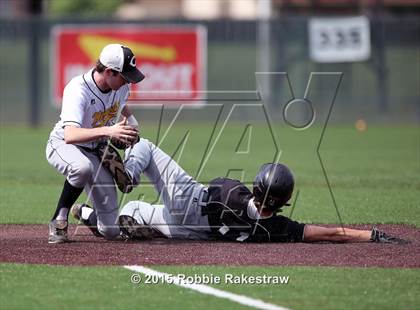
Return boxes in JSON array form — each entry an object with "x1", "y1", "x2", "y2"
[{"x1": 0, "y1": 15, "x2": 419, "y2": 126}]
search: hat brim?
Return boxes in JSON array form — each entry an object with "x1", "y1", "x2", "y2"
[{"x1": 121, "y1": 67, "x2": 145, "y2": 84}]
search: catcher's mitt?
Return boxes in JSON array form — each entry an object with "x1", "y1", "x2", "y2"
[
  {"x1": 110, "y1": 135, "x2": 140, "y2": 150},
  {"x1": 95, "y1": 143, "x2": 133, "y2": 193}
]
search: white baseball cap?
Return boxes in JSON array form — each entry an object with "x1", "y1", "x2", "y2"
[{"x1": 99, "y1": 44, "x2": 145, "y2": 84}]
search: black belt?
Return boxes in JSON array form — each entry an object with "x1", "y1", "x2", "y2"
[
  {"x1": 200, "y1": 189, "x2": 220, "y2": 228},
  {"x1": 79, "y1": 145, "x2": 96, "y2": 153},
  {"x1": 79, "y1": 142, "x2": 107, "y2": 155}
]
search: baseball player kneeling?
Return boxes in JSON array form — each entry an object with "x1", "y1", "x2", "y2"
[
  {"x1": 73, "y1": 138, "x2": 408, "y2": 244},
  {"x1": 46, "y1": 44, "x2": 144, "y2": 244}
]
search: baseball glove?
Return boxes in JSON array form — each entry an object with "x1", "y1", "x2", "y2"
[
  {"x1": 95, "y1": 143, "x2": 133, "y2": 193},
  {"x1": 110, "y1": 135, "x2": 140, "y2": 150},
  {"x1": 110, "y1": 137, "x2": 130, "y2": 150}
]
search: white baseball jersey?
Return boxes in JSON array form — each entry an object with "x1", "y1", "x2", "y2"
[{"x1": 49, "y1": 69, "x2": 130, "y2": 149}]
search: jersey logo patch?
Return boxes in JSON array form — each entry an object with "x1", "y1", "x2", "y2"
[
  {"x1": 90, "y1": 99, "x2": 96, "y2": 105},
  {"x1": 92, "y1": 101, "x2": 120, "y2": 127}
]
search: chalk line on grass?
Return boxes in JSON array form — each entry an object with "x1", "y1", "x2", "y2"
[{"x1": 124, "y1": 265, "x2": 289, "y2": 310}]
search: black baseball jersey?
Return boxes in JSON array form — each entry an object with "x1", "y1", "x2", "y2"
[{"x1": 202, "y1": 177, "x2": 305, "y2": 243}]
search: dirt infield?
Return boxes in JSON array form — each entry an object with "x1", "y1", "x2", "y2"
[{"x1": 1, "y1": 224, "x2": 419, "y2": 268}]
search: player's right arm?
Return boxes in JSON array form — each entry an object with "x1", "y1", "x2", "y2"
[
  {"x1": 60, "y1": 79, "x2": 138, "y2": 145},
  {"x1": 64, "y1": 119, "x2": 138, "y2": 144},
  {"x1": 303, "y1": 225, "x2": 371, "y2": 242}
]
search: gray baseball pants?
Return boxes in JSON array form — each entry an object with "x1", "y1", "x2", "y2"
[
  {"x1": 46, "y1": 137, "x2": 120, "y2": 238},
  {"x1": 122, "y1": 138, "x2": 210, "y2": 238}
]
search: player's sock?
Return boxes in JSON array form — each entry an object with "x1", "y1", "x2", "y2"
[
  {"x1": 55, "y1": 208, "x2": 69, "y2": 221},
  {"x1": 86, "y1": 211, "x2": 98, "y2": 227},
  {"x1": 81, "y1": 206, "x2": 94, "y2": 221},
  {"x1": 79, "y1": 206, "x2": 100, "y2": 236},
  {"x1": 80, "y1": 205, "x2": 98, "y2": 227},
  {"x1": 52, "y1": 180, "x2": 84, "y2": 221}
]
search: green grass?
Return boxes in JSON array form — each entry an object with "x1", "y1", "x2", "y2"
[
  {"x1": 0, "y1": 124, "x2": 418, "y2": 225},
  {"x1": 0, "y1": 124, "x2": 419, "y2": 309},
  {"x1": 0, "y1": 264, "x2": 419, "y2": 310}
]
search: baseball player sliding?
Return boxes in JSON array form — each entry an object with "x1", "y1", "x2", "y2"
[
  {"x1": 72, "y1": 138, "x2": 408, "y2": 244},
  {"x1": 46, "y1": 44, "x2": 144, "y2": 243}
]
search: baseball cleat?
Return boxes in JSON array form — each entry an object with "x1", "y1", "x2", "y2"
[
  {"x1": 119, "y1": 215, "x2": 156, "y2": 240},
  {"x1": 70, "y1": 203, "x2": 101, "y2": 237},
  {"x1": 48, "y1": 219, "x2": 68, "y2": 244},
  {"x1": 370, "y1": 226, "x2": 409, "y2": 244},
  {"x1": 95, "y1": 143, "x2": 133, "y2": 193},
  {"x1": 70, "y1": 203, "x2": 84, "y2": 221}
]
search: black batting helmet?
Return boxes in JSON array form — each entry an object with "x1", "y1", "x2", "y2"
[{"x1": 253, "y1": 163, "x2": 294, "y2": 212}]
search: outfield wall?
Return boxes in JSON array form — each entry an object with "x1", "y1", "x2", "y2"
[{"x1": 0, "y1": 16, "x2": 419, "y2": 126}]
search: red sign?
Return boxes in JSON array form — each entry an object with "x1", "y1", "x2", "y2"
[{"x1": 52, "y1": 26, "x2": 206, "y2": 104}]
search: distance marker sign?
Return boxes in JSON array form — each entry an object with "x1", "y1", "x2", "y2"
[{"x1": 309, "y1": 16, "x2": 371, "y2": 63}]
